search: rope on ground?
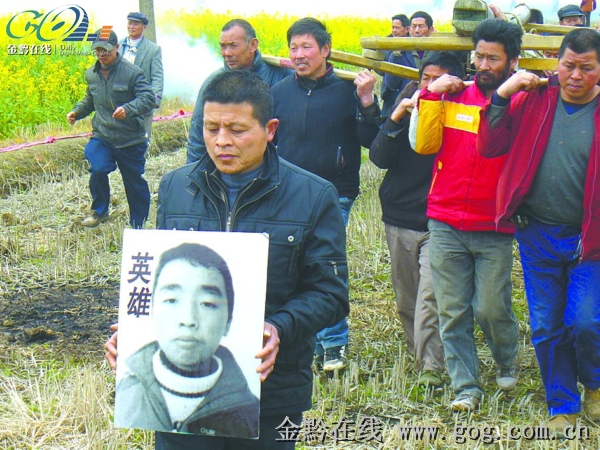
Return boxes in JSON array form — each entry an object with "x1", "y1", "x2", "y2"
[{"x1": 0, "y1": 110, "x2": 192, "y2": 154}]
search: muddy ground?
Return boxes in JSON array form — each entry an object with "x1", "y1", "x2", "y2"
[{"x1": 0, "y1": 284, "x2": 120, "y2": 360}]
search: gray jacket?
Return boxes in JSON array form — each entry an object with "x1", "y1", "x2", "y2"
[
  {"x1": 119, "y1": 36, "x2": 164, "y2": 107},
  {"x1": 72, "y1": 53, "x2": 155, "y2": 148}
]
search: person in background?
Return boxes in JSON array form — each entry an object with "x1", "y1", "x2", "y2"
[
  {"x1": 119, "y1": 12, "x2": 163, "y2": 139},
  {"x1": 558, "y1": 5, "x2": 585, "y2": 26},
  {"x1": 414, "y1": 19, "x2": 523, "y2": 411},
  {"x1": 67, "y1": 30, "x2": 154, "y2": 229},
  {"x1": 186, "y1": 19, "x2": 292, "y2": 164},
  {"x1": 581, "y1": 0, "x2": 596, "y2": 27},
  {"x1": 477, "y1": 27, "x2": 600, "y2": 436},
  {"x1": 369, "y1": 52, "x2": 464, "y2": 390},
  {"x1": 271, "y1": 17, "x2": 380, "y2": 373},
  {"x1": 380, "y1": 11, "x2": 436, "y2": 117}
]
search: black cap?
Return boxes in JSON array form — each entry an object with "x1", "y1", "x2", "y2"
[
  {"x1": 91, "y1": 29, "x2": 118, "y2": 51},
  {"x1": 127, "y1": 12, "x2": 149, "y2": 25},
  {"x1": 558, "y1": 5, "x2": 584, "y2": 20}
]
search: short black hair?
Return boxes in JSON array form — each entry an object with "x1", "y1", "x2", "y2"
[
  {"x1": 392, "y1": 14, "x2": 410, "y2": 27},
  {"x1": 420, "y1": 51, "x2": 465, "y2": 80},
  {"x1": 287, "y1": 17, "x2": 331, "y2": 56},
  {"x1": 529, "y1": 9, "x2": 544, "y2": 24},
  {"x1": 410, "y1": 11, "x2": 434, "y2": 28},
  {"x1": 472, "y1": 18, "x2": 523, "y2": 61},
  {"x1": 222, "y1": 18, "x2": 256, "y2": 42},
  {"x1": 202, "y1": 71, "x2": 273, "y2": 127},
  {"x1": 559, "y1": 27, "x2": 600, "y2": 60},
  {"x1": 153, "y1": 243, "x2": 235, "y2": 325}
]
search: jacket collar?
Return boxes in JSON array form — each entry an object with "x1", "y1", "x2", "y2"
[
  {"x1": 222, "y1": 50, "x2": 264, "y2": 72},
  {"x1": 186, "y1": 142, "x2": 280, "y2": 195},
  {"x1": 93, "y1": 52, "x2": 123, "y2": 73},
  {"x1": 294, "y1": 63, "x2": 334, "y2": 88}
]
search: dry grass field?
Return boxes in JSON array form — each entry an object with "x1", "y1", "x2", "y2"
[{"x1": 0, "y1": 120, "x2": 599, "y2": 449}]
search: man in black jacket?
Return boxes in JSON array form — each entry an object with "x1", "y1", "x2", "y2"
[
  {"x1": 369, "y1": 52, "x2": 464, "y2": 389},
  {"x1": 186, "y1": 18, "x2": 292, "y2": 164},
  {"x1": 106, "y1": 70, "x2": 349, "y2": 449},
  {"x1": 271, "y1": 18, "x2": 380, "y2": 372}
]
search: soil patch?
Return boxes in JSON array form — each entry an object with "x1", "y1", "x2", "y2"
[{"x1": 0, "y1": 284, "x2": 119, "y2": 360}]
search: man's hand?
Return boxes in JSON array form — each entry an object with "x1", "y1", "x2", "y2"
[
  {"x1": 489, "y1": 3, "x2": 505, "y2": 19},
  {"x1": 112, "y1": 106, "x2": 127, "y2": 120},
  {"x1": 426, "y1": 74, "x2": 466, "y2": 95},
  {"x1": 105, "y1": 323, "x2": 119, "y2": 372},
  {"x1": 66, "y1": 111, "x2": 76, "y2": 125},
  {"x1": 496, "y1": 71, "x2": 541, "y2": 99},
  {"x1": 255, "y1": 322, "x2": 280, "y2": 382},
  {"x1": 354, "y1": 69, "x2": 376, "y2": 107},
  {"x1": 390, "y1": 97, "x2": 416, "y2": 123}
]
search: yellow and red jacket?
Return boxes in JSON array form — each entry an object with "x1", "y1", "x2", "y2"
[{"x1": 415, "y1": 82, "x2": 515, "y2": 233}]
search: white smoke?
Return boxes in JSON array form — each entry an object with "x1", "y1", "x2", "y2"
[{"x1": 159, "y1": 33, "x2": 222, "y2": 104}]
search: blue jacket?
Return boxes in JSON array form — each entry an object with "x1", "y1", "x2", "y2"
[
  {"x1": 156, "y1": 143, "x2": 349, "y2": 415},
  {"x1": 186, "y1": 51, "x2": 293, "y2": 163},
  {"x1": 272, "y1": 66, "x2": 380, "y2": 199}
]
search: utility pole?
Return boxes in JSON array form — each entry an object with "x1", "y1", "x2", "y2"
[{"x1": 139, "y1": 0, "x2": 157, "y2": 43}]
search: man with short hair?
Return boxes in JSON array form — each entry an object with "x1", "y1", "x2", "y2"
[
  {"x1": 67, "y1": 30, "x2": 155, "y2": 229},
  {"x1": 380, "y1": 11, "x2": 435, "y2": 117},
  {"x1": 186, "y1": 19, "x2": 292, "y2": 164},
  {"x1": 106, "y1": 70, "x2": 349, "y2": 449},
  {"x1": 478, "y1": 27, "x2": 600, "y2": 434},
  {"x1": 369, "y1": 52, "x2": 465, "y2": 389},
  {"x1": 558, "y1": 4, "x2": 585, "y2": 26},
  {"x1": 115, "y1": 243, "x2": 259, "y2": 437},
  {"x1": 392, "y1": 14, "x2": 410, "y2": 37},
  {"x1": 119, "y1": 12, "x2": 164, "y2": 139},
  {"x1": 414, "y1": 19, "x2": 523, "y2": 411},
  {"x1": 271, "y1": 17, "x2": 380, "y2": 372}
]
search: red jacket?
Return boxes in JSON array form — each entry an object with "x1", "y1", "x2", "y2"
[
  {"x1": 415, "y1": 82, "x2": 515, "y2": 233},
  {"x1": 477, "y1": 77, "x2": 600, "y2": 261}
]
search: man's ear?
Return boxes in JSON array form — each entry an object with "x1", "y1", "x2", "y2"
[
  {"x1": 224, "y1": 320, "x2": 231, "y2": 337},
  {"x1": 509, "y1": 56, "x2": 519, "y2": 72},
  {"x1": 250, "y1": 38, "x2": 259, "y2": 53},
  {"x1": 321, "y1": 43, "x2": 331, "y2": 59},
  {"x1": 266, "y1": 118, "x2": 279, "y2": 141}
]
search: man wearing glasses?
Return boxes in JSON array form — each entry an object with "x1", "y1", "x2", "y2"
[{"x1": 67, "y1": 29, "x2": 155, "y2": 229}]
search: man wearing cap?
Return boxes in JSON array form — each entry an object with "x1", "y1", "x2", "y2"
[
  {"x1": 558, "y1": 5, "x2": 585, "y2": 26},
  {"x1": 119, "y1": 12, "x2": 164, "y2": 139},
  {"x1": 67, "y1": 30, "x2": 155, "y2": 229}
]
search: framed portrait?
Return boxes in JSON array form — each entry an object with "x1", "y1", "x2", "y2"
[{"x1": 114, "y1": 229, "x2": 268, "y2": 439}]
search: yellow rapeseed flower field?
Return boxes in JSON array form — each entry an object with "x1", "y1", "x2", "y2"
[{"x1": 0, "y1": 10, "x2": 452, "y2": 140}]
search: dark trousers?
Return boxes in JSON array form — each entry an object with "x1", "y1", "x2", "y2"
[
  {"x1": 155, "y1": 413, "x2": 302, "y2": 449},
  {"x1": 516, "y1": 218, "x2": 600, "y2": 415},
  {"x1": 84, "y1": 137, "x2": 150, "y2": 228}
]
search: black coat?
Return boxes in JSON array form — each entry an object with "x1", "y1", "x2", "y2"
[
  {"x1": 272, "y1": 66, "x2": 380, "y2": 199},
  {"x1": 369, "y1": 114, "x2": 435, "y2": 231},
  {"x1": 156, "y1": 143, "x2": 349, "y2": 415}
]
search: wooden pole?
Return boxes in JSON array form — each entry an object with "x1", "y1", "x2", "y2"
[
  {"x1": 360, "y1": 34, "x2": 564, "y2": 52},
  {"x1": 329, "y1": 50, "x2": 419, "y2": 80},
  {"x1": 260, "y1": 55, "x2": 358, "y2": 81},
  {"x1": 139, "y1": 0, "x2": 157, "y2": 43}
]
